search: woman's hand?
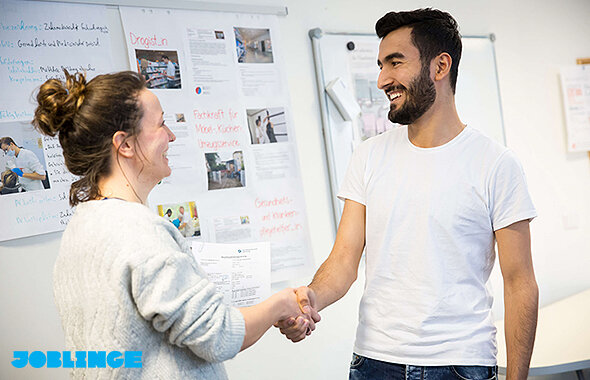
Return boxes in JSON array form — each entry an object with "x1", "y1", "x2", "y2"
[{"x1": 273, "y1": 287, "x2": 321, "y2": 342}]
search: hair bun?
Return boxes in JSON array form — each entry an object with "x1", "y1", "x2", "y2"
[{"x1": 33, "y1": 69, "x2": 87, "y2": 137}]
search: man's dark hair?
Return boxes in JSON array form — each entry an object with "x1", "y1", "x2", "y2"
[
  {"x1": 375, "y1": 8, "x2": 462, "y2": 93},
  {"x1": 161, "y1": 55, "x2": 169, "y2": 60}
]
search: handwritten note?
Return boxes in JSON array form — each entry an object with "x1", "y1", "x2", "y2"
[
  {"x1": 0, "y1": 0, "x2": 113, "y2": 122},
  {"x1": 0, "y1": 1, "x2": 113, "y2": 241},
  {"x1": 194, "y1": 107, "x2": 244, "y2": 149}
]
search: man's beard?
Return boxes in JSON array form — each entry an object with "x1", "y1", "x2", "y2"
[{"x1": 387, "y1": 64, "x2": 437, "y2": 125}]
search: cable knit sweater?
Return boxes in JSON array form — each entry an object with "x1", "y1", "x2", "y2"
[{"x1": 53, "y1": 199, "x2": 245, "y2": 379}]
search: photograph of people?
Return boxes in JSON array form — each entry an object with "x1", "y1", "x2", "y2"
[
  {"x1": 0, "y1": 136, "x2": 47, "y2": 192},
  {"x1": 158, "y1": 202, "x2": 201, "y2": 238},
  {"x1": 246, "y1": 108, "x2": 288, "y2": 144},
  {"x1": 135, "y1": 50, "x2": 181, "y2": 89},
  {"x1": 275, "y1": 8, "x2": 538, "y2": 380},
  {"x1": 32, "y1": 70, "x2": 315, "y2": 378},
  {"x1": 206, "y1": 151, "x2": 245, "y2": 190}
]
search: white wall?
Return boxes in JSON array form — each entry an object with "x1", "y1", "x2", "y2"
[{"x1": 1, "y1": 0, "x2": 589, "y2": 379}]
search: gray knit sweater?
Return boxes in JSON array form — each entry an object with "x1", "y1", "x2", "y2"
[{"x1": 53, "y1": 199, "x2": 245, "y2": 379}]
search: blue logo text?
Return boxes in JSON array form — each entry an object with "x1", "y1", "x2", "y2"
[{"x1": 11, "y1": 351, "x2": 142, "y2": 369}]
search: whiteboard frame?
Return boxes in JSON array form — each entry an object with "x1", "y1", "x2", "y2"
[
  {"x1": 29, "y1": 0, "x2": 288, "y2": 16},
  {"x1": 309, "y1": 28, "x2": 506, "y2": 231}
]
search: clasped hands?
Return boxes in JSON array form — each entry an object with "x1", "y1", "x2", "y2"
[{"x1": 274, "y1": 286, "x2": 321, "y2": 342}]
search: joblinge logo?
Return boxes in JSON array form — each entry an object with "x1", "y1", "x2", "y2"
[{"x1": 11, "y1": 351, "x2": 142, "y2": 369}]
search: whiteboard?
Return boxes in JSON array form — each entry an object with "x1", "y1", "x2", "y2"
[
  {"x1": 310, "y1": 30, "x2": 506, "y2": 227},
  {"x1": 0, "y1": 1, "x2": 314, "y2": 283}
]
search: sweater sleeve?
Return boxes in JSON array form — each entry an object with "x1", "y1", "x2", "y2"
[{"x1": 130, "y1": 233, "x2": 245, "y2": 363}]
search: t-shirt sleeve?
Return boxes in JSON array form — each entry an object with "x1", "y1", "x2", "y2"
[
  {"x1": 131, "y1": 227, "x2": 245, "y2": 363},
  {"x1": 337, "y1": 141, "x2": 369, "y2": 205},
  {"x1": 489, "y1": 149, "x2": 537, "y2": 231}
]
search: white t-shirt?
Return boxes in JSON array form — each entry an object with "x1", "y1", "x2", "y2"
[
  {"x1": 16, "y1": 148, "x2": 44, "y2": 191},
  {"x1": 338, "y1": 126, "x2": 536, "y2": 366},
  {"x1": 166, "y1": 61, "x2": 176, "y2": 79}
]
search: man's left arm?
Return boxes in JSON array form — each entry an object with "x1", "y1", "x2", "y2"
[{"x1": 496, "y1": 219, "x2": 538, "y2": 380}]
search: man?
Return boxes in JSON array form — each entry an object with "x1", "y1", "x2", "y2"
[
  {"x1": 161, "y1": 55, "x2": 176, "y2": 88},
  {"x1": 264, "y1": 110, "x2": 277, "y2": 143},
  {"x1": 1, "y1": 137, "x2": 46, "y2": 192},
  {"x1": 277, "y1": 8, "x2": 538, "y2": 380}
]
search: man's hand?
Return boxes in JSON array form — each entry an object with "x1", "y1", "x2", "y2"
[{"x1": 274, "y1": 286, "x2": 321, "y2": 342}]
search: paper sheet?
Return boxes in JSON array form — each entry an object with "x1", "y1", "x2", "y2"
[
  {"x1": 192, "y1": 241, "x2": 271, "y2": 307},
  {"x1": 560, "y1": 65, "x2": 590, "y2": 152}
]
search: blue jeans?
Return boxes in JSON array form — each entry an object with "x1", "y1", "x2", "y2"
[{"x1": 349, "y1": 354, "x2": 497, "y2": 380}]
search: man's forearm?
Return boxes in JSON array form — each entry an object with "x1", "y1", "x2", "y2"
[
  {"x1": 504, "y1": 280, "x2": 538, "y2": 380},
  {"x1": 309, "y1": 254, "x2": 359, "y2": 311}
]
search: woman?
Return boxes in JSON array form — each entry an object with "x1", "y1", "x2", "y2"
[{"x1": 33, "y1": 70, "x2": 315, "y2": 379}]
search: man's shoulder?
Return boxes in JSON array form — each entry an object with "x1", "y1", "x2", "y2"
[
  {"x1": 463, "y1": 127, "x2": 508, "y2": 159},
  {"x1": 18, "y1": 148, "x2": 35, "y2": 158}
]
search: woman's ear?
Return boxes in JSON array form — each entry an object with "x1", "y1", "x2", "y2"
[{"x1": 112, "y1": 131, "x2": 134, "y2": 158}]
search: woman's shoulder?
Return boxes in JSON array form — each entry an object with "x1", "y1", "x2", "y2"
[
  {"x1": 62, "y1": 199, "x2": 190, "y2": 266},
  {"x1": 68, "y1": 200, "x2": 185, "y2": 255}
]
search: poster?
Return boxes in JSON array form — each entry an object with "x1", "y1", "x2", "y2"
[
  {"x1": 0, "y1": 0, "x2": 113, "y2": 241},
  {"x1": 119, "y1": 7, "x2": 313, "y2": 282},
  {"x1": 560, "y1": 65, "x2": 590, "y2": 152}
]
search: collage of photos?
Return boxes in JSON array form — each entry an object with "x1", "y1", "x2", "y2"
[
  {"x1": 234, "y1": 27, "x2": 273, "y2": 64},
  {"x1": 247, "y1": 107, "x2": 288, "y2": 144},
  {"x1": 135, "y1": 49, "x2": 182, "y2": 89},
  {"x1": 157, "y1": 201, "x2": 200, "y2": 238},
  {"x1": 0, "y1": 122, "x2": 50, "y2": 196},
  {"x1": 205, "y1": 151, "x2": 245, "y2": 190}
]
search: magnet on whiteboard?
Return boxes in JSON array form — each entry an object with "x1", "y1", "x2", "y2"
[{"x1": 325, "y1": 77, "x2": 361, "y2": 121}]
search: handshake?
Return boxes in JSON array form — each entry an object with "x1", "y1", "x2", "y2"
[{"x1": 272, "y1": 286, "x2": 321, "y2": 342}]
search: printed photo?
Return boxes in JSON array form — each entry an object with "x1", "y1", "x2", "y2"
[
  {"x1": 0, "y1": 122, "x2": 50, "y2": 195},
  {"x1": 175, "y1": 113, "x2": 186, "y2": 123},
  {"x1": 205, "y1": 151, "x2": 245, "y2": 190},
  {"x1": 246, "y1": 107, "x2": 288, "y2": 144},
  {"x1": 135, "y1": 49, "x2": 182, "y2": 89},
  {"x1": 234, "y1": 27, "x2": 273, "y2": 64},
  {"x1": 157, "y1": 201, "x2": 200, "y2": 238}
]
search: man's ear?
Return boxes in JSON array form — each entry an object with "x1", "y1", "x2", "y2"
[
  {"x1": 433, "y1": 52, "x2": 452, "y2": 81},
  {"x1": 112, "y1": 131, "x2": 134, "y2": 158}
]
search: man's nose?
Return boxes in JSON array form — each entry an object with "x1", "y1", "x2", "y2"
[{"x1": 377, "y1": 68, "x2": 391, "y2": 90}]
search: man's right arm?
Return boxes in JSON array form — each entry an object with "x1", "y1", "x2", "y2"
[
  {"x1": 308, "y1": 199, "x2": 366, "y2": 311},
  {"x1": 275, "y1": 199, "x2": 366, "y2": 341}
]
